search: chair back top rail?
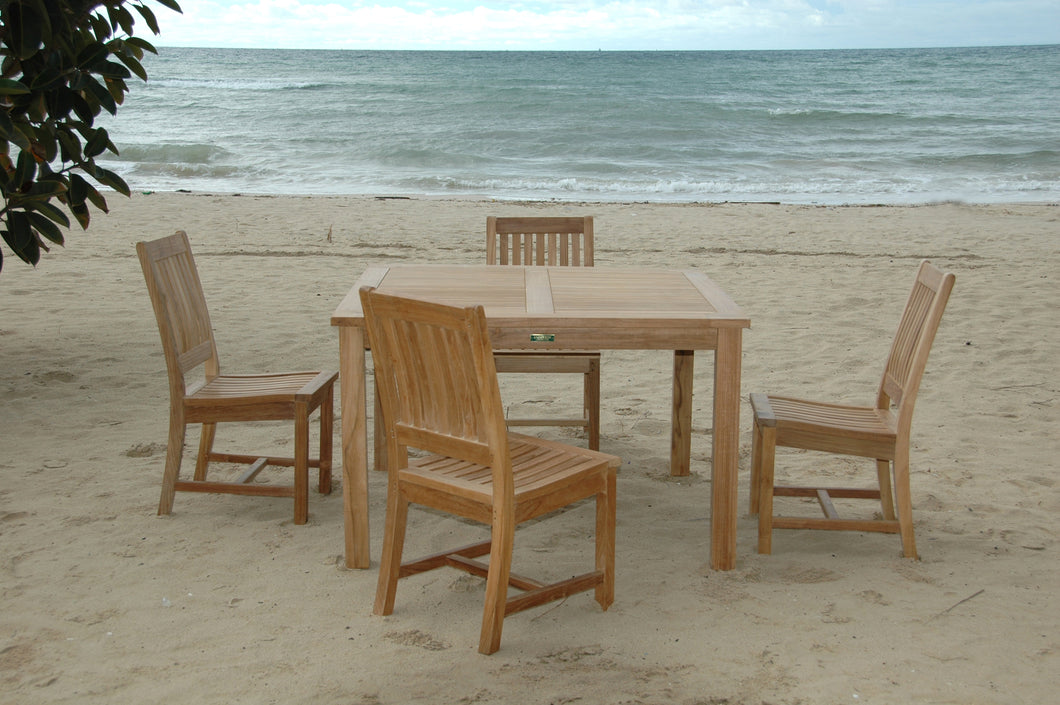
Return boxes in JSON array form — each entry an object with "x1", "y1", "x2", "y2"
[{"x1": 487, "y1": 216, "x2": 594, "y2": 267}]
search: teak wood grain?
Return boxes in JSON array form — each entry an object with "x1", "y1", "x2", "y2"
[
  {"x1": 749, "y1": 260, "x2": 956, "y2": 558},
  {"x1": 361, "y1": 287, "x2": 619, "y2": 654},
  {"x1": 487, "y1": 216, "x2": 600, "y2": 449},
  {"x1": 332, "y1": 264, "x2": 749, "y2": 571},
  {"x1": 138, "y1": 231, "x2": 337, "y2": 524}
]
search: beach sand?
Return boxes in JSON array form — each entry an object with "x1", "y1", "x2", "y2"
[{"x1": 2, "y1": 193, "x2": 1057, "y2": 704}]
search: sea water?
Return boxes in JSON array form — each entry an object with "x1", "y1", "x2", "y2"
[{"x1": 96, "y1": 45, "x2": 1060, "y2": 204}]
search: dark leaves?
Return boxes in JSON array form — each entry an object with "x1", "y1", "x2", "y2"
[{"x1": 0, "y1": 0, "x2": 183, "y2": 273}]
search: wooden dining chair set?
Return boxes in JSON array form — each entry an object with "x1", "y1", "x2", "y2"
[{"x1": 136, "y1": 223, "x2": 953, "y2": 653}]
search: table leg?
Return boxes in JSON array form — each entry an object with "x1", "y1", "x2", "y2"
[
  {"x1": 710, "y1": 327, "x2": 742, "y2": 571},
  {"x1": 340, "y1": 326, "x2": 371, "y2": 569},
  {"x1": 670, "y1": 350, "x2": 694, "y2": 477}
]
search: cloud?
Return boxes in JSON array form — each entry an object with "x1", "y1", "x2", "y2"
[{"x1": 154, "y1": 0, "x2": 1059, "y2": 50}]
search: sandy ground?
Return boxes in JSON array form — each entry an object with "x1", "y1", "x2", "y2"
[{"x1": 1, "y1": 193, "x2": 1058, "y2": 704}]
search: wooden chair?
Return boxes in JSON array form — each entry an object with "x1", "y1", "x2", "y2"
[
  {"x1": 749, "y1": 260, "x2": 956, "y2": 559},
  {"x1": 361, "y1": 287, "x2": 619, "y2": 655},
  {"x1": 486, "y1": 215, "x2": 601, "y2": 450},
  {"x1": 137, "y1": 231, "x2": 337, "y2": 524}
]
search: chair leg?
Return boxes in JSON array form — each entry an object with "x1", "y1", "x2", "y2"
[
  {"x1": 749, "y1": 419, "x2": 762, "y2": 515},
  {"x1": 585, "y1": 359, "x2": 601, "y2": 451},
  {"x1": 194, "y1": 422, "x2": 216, "y2": 481},
  {"x1": 318, "y1": 386, "x2": 334, "y2": 495},
  {"x1": 595, "y1": 471, "x2": 616, "y2": 611},
  {"x1": 892, "y1": 450, "x2": 918, "y2": 559},
  {"x1": 293, "y1": 401, "x2": 309, "y2": 525},
  {"x1": 479, "y1": 513, "x2": 516, "y2": 655},
  {"x1": 876, "y1": 459, "x2": 896, "y2": 521},
  {"x1": 158, "y1": 410, "x2": 187, "y2": 516},
  {"x1": 374, "y1": 486, "x2": 409, "y2": 616},
  {"x1": 755, "y1": 422, "x2": 777, "y2": 554}
]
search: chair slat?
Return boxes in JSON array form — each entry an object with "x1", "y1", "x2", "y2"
[
  {"x1": 361, "y1": 286, "x2": 620, "y2": 654},
  {"x1": 137, "y1": 231, "x2": 336, "y2": 524},
  {"x1": 484, "y1": 216, "x2": 600, "y2": 449},
  {"x1": 749, "y1": 260, "x2": 955, "y2": 559}
]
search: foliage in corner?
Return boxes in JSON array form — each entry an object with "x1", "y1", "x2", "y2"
[{"x1": 0, "y1": 0, "x2": 181, "y2": 273}]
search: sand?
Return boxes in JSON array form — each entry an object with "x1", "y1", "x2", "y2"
[{"x1": 1, "y1": 193, "x2": 1057, "y2": 704}]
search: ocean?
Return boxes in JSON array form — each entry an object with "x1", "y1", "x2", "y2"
[{"x1": 96, "y1": 45, "x2": 1060, "y2": 204}]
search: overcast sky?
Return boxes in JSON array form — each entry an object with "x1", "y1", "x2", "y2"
[{"x1": 156, "y1": 0, "x2": 1059, "y2": 51}]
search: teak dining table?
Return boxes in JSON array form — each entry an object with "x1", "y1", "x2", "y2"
[{"x1": 331, "y1": 264, "x2": 750, "y2": 571}]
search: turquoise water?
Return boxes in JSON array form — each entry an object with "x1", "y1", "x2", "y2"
[{"x1": 97, "y1": 45, "x2": 1060, "y2": 204}]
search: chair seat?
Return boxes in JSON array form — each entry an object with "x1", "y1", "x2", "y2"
[
  {"x1": 189, "y1": 371, "x2": 334, "y2": 404},
  {"x1": 399, "y1": 433, "x2": 617, "y2": 524},
  {"x1": 748, "y1": 261, "x2": 956, "y2": 559},
  {"x1": 751, "y1": 393, "x2": 897, "y2": 460},
  {"x1": 137, "y1": 231, "x2": 336, "y2": 525},
  {"x1": 185, "y1": 371, "x2": 337, "y2": 424},
  {"x1": 363, "y1": 286, "x2": 618, "y2": 653}
]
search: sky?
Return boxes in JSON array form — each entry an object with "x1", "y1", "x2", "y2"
[{"x1": 155, "y1": 0, "x2": 1059, "y2": 51}]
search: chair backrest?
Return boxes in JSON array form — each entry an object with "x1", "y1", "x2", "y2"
[
  {"x1": 486, "y1": 216, "x2": 594, "y2": 266},
  {"x1": 359, "y1": 287, "x2": 514, "y2": 503},
  {"x1": 877, "y1": 260, "x2": 956, "y2": 432},
  {"x1": 136, "y1": 231, "x2": 220, "y2": 399}
]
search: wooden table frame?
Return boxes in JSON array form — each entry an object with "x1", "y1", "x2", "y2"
[{"x1": 331, "y1": 265, "x2": 750, "y2": 571}]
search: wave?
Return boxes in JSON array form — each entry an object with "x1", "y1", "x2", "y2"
[
  {"x1": 150, "y1": 78, "x2": 330, "y2": 91},
  {"x1": 112, "y1": 142, "x2": 228, "y2": 164}
]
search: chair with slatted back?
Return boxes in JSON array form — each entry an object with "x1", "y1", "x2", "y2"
[
  {"x1": 749, "y1": 260, "x2": 955, "y2": 558},
  {"x1": 137, "y1": 231, "x2": 337, "y2": 524},
  {"x1": 361, "y1": 286, "x2": 619, "y2": 655},
  {"x1": 486, "y1": 215, "x2": 601, "y2": 450}
]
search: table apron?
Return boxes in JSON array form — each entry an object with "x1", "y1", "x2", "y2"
[{"x1": 488, "y1": 327, "x2": 722, "y2": 350}]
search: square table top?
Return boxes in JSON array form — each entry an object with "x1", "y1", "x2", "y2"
[{"x1": 333, "y1": 264, "x2": 748, "y2": 328}]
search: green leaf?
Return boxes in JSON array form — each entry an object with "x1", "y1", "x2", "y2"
[
  {"x1": 69, "y1": 199, "x2": 91, "y2": 229},
  {"x1": 7, "y1": 2, "x2": 45, "y2": 60},
  {"x1": 32, "y1": 128, "x2": 59, "y2": 162},
  {"x1": 89, "y1": 14, "x2": 113, "y2": 42},
  {"x1": 0, "y1": 110, "x2": 14, "y2": 139},
  {"x1": 28, "y1": 211, "x2": 65, "y2": 245},
  {"x1": 96, "y1": 61, "x2": 132, "y2": 79},
  {"x1": 69, "y1": 172, "x2": 112, "y2": 213},
  {"x1": 110, "y1": 37, "x2": 145, "y2": 62},
  {"x1": 70, "y1": 91, "x2": 97, "y2": 124},
  {"x1": 134, "y1": 4, "x2": 161, "y2": 34},
  {"x1": 13, "y1": 150, "x2": 37, "y2": 190},
  {"x1": 3, "y1": 212, "x2": 41, "y2": 265},
  {"x1": 124, "y1": 36, "x2": 159, "y2": 55},
  {"x1": 29, "y1": 199, "x2": 72, "y2": 227},
  {"x1": 69, "y1": 172, "x2": 89, "y2": 205},
  {"x1": 56, "y1": 129, "x2": 84, "y2": 162},
  {"x1": 116, "y1": 52, "x2": 148, "y2": 81},
  {"x1": 108, "y1": 5, "x2": 136, "y2": 36},
  {"x1": 152, "y1": 0, "x2": 184, "y2": 13},
  {"x1": 92, "y1": 166, "x2": 130, "y2": 197},
  {"x1": 84, "y1": 127, "x2": 110, "y2": 157},
  {"x1": 83, "y1": 75, "x2": 118, "y2": 114},
  {"x1": 0, "y1": 78, "x2": 30, "y2": 95},
  {"x1": 27, "y1": 180, "x2": 68, "y2": 199},
  {"x1": 30, "y1": 65, "x2": 64, "y2": 91},
  {"x1": 106, "y1": 76, "x2": 129, "y2": 105},
  {"x1": 45, "y1": 84, "x2": 75, "y2": 121},
  {"x1": 6, "y1": 122, "x2": 32, "y2": 151},
  {"x1": 84, "y1": 181, "x2": 109, "y2": 212},
  {"x1": 76, "y1": 42, "x2": 111, "y2": 70}
]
